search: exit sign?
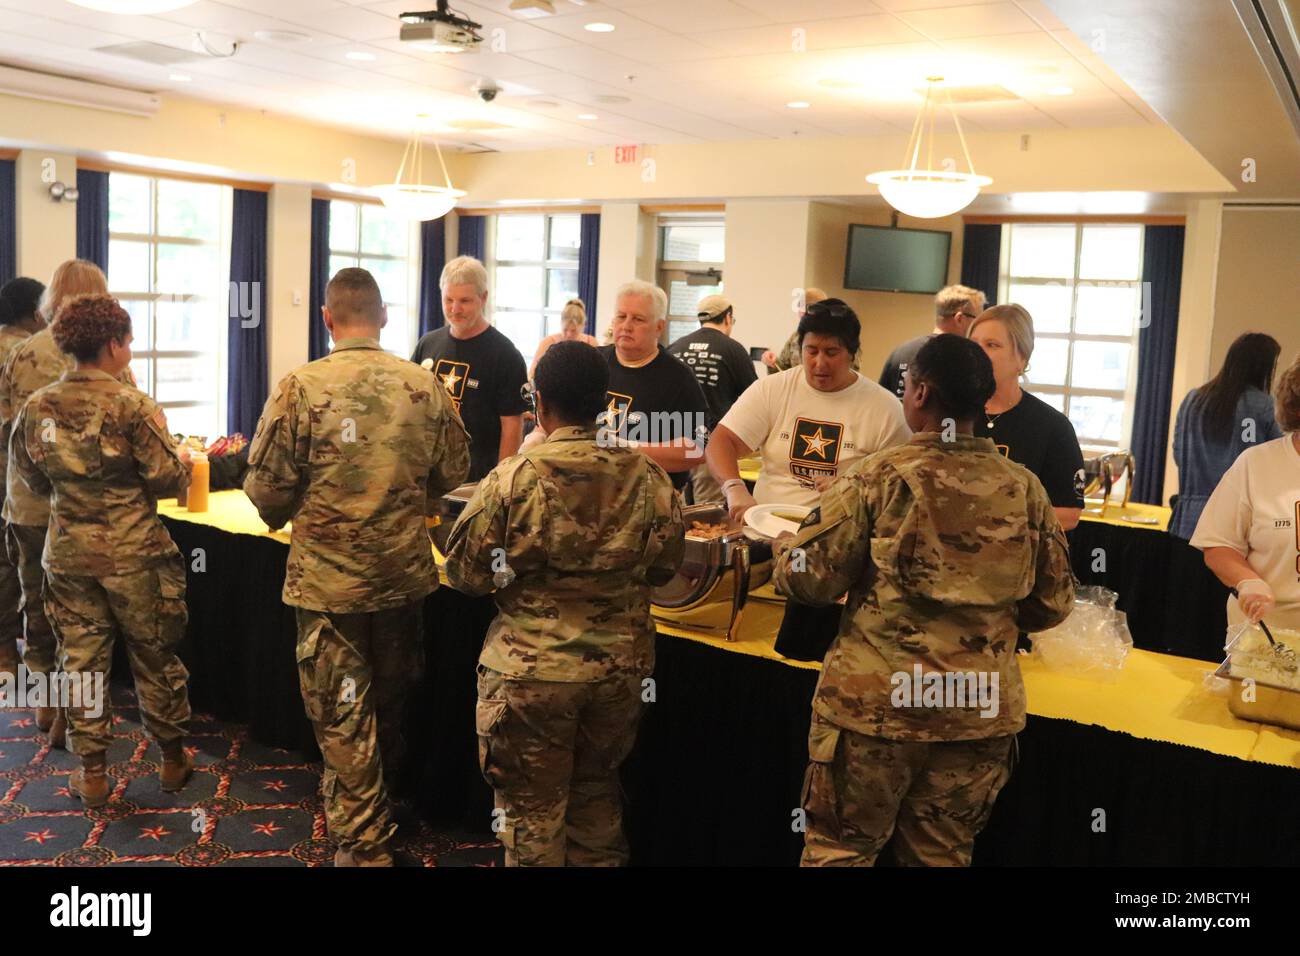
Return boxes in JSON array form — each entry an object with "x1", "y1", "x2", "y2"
[{"x1": 614, "y1": 145, "x2": 638, "y2": 164}]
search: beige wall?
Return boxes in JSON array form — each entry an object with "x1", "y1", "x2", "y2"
[
  {"x1": 267, "y1": 184, "x2": 311, "y2": 388},
  {"x1": 805, "y1": 202, "x2": 964, "y2": 380},
  {"x1": 1210, "y1": 207, "x2": 1300, "y2": 372},
  {"x1": 723, "y1": 200, "x2": 811, "y2": 359},
  {"x1": 14, "y1": 150, "x2": 77, "y2": 283}
]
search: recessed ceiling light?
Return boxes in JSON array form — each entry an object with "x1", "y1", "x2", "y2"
[
  {"x1": 169, "y1": 73, "x2": 192, "y2": 82},
  {"x1": 584, "y1": 22, "x2": 616, "y2": 32},
  {"x1": 786, "y1": 100, "x2": 810, "y2": 109},
  {"x1": 1047, "y1": 85, "x2": 1074, "y2": 96},
  {"x1": 577, "y1": 113, "x2": 598, "y2": 120},
  {"x1": 346, "y1": 51, "x2": 377, "y2": 61},
  {"x1": 254, "y1": 29, "x2": 311, "y2": 44}
]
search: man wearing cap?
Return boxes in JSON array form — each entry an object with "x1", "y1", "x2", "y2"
[{"x1": 668, "y1": 295, "x2": 758, "y2": 503}]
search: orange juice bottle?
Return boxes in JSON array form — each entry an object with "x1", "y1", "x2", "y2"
[{"x1": 187, "y1": 453, "x2": 210, "y2": 513}]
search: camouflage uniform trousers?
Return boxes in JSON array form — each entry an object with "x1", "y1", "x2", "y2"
[
  {"x1": 295, "y1": 601, "x2": 423, "y2": 866},
  {"x1": 0, "y1": 519, "x2": 21, "y2": 681},
  {"x1": 800, "y1": 711, "x2": 1014, "y2": 866},
  {"x1": 42, "y1": 555, "x2": 191, "y2": 757},
  {"x1": 476, "y1": 665, "x2": 645, "y2": 867},
  {"x1": 7, "y1": 523, "x2": 56, "y2": 677}
]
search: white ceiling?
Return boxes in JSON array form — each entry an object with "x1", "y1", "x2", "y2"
[{"x1": 0, "y1": 0, "x2": 1165, "y2": 150}]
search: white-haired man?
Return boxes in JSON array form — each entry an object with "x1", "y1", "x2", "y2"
[
  {"x1": 878, "y1": 284, "x2": 987, "y2": 400},
  {"x1": 412, "y1": 255, "x2": 528, "y2": 482},
  {"x1": 600, "y1": 280, "x2": 709, "y2": 490}
]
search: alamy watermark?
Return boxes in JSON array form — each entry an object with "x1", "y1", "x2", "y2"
[
  {"x1": 0, "y1": 663, "x2": 105, "y2": 717},
  {"x1": 596, "y1": 411, "x2": 710, "y2": 459},
  {"x1": 890, "y1": 664, "x2": 1000, "y2": 719}
]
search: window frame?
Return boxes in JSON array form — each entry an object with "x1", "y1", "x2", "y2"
[
  {"x1": 486, "y1": 212, "x2": 581, "y2": 360},
  {"x1": 327, "y1": 198, "x2": 419, "y2": 357},
  {"x1": 108, "y1": 171, "x2": 232, "y2": 439},
  {"x1": 657, "y1": 216, "x2": 726, "y2": 345},
  {"x1": 998, "y1": 222, "x2": 1145, "y2": 451}
]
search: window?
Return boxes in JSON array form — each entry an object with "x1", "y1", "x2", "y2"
[
  {"x1": 109, "y1": 173, "x2": 231, "y2": 440},
  {"x1": 487, "y1": 214, "x2": 581, "y2": 362},
  {"x1": 328, "y1": 200, "x2": 419, "y2": 357},
  {"x1": 658, "y1": 220, "x2": 725, "y2": 343},
  {"x1": 1000, "y1": 223, "x2": 1145, "y2": 449}
]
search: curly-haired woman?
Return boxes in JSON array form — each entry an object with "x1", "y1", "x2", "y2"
[{"x1": 10, "y1": 293, "x2": 193, "y2": 808}]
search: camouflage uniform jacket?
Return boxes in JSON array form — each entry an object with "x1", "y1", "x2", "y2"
[
  {"x1": 773, "y1": 432, "x2": 1074, "y2": 741},
  {"x1": 10, "y1": 369, "x2": 190, "y2": 577},
  {"x1": 445, "y1": 424, "x2": 685, "y2": 682},
  {"x1": 774, "y1": 329, "x2": 862, "y2": 373},
  {"x1": 0, "y1": 324, "x2": 32, "y2": 505},
  {"x1": 1, "y1": 328, "x2": 74, "y2": 526},
  {"x1": 244, "y1": 337, "x2": 470, "y2": 614}
]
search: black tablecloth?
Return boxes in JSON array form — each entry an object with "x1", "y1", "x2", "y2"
[
  {"x1": 1069, "y1": 521, "x2": 1229, "y2": 663},
  {"x1": 157, "y1": 515, "x2": 1296, "y2": 866}
]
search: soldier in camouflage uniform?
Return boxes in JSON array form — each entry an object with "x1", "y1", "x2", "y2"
[
  {"x1": 0, "y1": 261, "x2": 111, "y2": 744},
  {"x1": 446, "y1": 340, "x2": 685, "y2": 867},
  {"x1": 773, "y1": 334, "x2": 1074, "y2": 866},
  {"x1": 244, "y1": 268, "x2": 470, "y2": 868},
  {"x1": 10, "y1": 294, "x2": 194, "y2": 808},
  {"x1": 0, "y1": 277, "x2": 44, "y2": 692}
]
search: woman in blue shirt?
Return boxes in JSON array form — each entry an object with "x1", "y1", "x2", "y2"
[{"x1": 1170, "y1": 332, "x2": 1282, "y2": 539}]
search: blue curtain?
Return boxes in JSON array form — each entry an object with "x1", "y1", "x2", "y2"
[
  {"x1": 960, "y1": 223, "x2": 1000, "y2": 305},
  {"x1": 578, "y1": 213, "x2": 600, "y2": 335},
  {"x1": 75, "y1": 168, "x2": 110, "y2": 274},
  {"x1": 227, "y1": 189, "x2": 269, "y2": 439},
  {"x1": 0, "y1": 159, "x2": 14, "y2": 287},
  {"x1": 1130, "y1": 225, "x2": 1185, "y2": 505},
  {"x1": 308, "y1": 198, "x2": 331, "y2": 361},
  {"x1": 418, "y1": 215, "x2": 446, "y2": 336},
  {"x1": 457, "y1": 214, "x2": 485, "y2": 262}
]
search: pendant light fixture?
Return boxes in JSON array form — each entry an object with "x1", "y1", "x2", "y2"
[
  {"x1": 374, "y1": 122, "x2": 466, "y2": 221},
  {"x1": 866, "y1": 76, "x2": 991, "y2": 219}
]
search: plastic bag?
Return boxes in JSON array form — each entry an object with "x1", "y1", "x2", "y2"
[{"x1": 1029, "y1": 585, "x2": 1133, "y2": 681}]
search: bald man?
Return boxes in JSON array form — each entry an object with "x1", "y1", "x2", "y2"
[{"x1": 245, "y1": 267, "x2": 470, "y2": 867}]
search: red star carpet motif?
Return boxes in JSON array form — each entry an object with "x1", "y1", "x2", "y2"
[
  {"x1": 251, "y1": 821, "x2": 283, "y2": 837},
  {"x1": 139, "y1": 825, "x2": 171, "y2": 841},
  {"x1": 23, "y1": 829, "x2": 56, "y2": 845},
  {"x1": 261, "y1": 780, "x2": 288, "y2": 793}
]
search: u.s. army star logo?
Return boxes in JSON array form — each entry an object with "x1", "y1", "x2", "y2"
[
  {"x1": 603, "y1": 391, "x2": 633, "y2": 430},
  {"x1": 790, "y1": 418, "x2": 843, "y2": 466},
  {"x1": 434, "y1": 360, "x2": 470, "y2": 404}
]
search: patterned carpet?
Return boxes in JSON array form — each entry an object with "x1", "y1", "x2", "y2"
[{"x1": 0, "y1": 687, "x2": 502, "y2": 867}]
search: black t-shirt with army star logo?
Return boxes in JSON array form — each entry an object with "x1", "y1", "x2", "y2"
[
  {"x1": 599, "y1": 344, "x2": 710, "y2": 490},
  {"x1": 975, "y1": 389, "x2": 1087, "y2": 510},
  {"x1": 412, "y1": 325, "x2": 528, "y2": 482}
]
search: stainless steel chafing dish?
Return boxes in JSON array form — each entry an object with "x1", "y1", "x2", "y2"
[
  {"x1": 650, "y1": 503, "x2": 777, "y2": 642},
  {"x1": 428, "y1": 481, "x2": 479, "y2": 558}
]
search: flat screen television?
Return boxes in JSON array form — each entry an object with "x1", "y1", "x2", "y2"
[{"x1": 843, "y1": 224, "x2": 952, "y2": 295}]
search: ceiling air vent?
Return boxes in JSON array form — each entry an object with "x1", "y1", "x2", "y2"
[{"x1": 1232, "y1": 0, "x2": 1300, "y2": 137}]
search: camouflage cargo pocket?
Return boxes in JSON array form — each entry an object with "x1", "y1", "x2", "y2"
[
  {"x1": 475, "y1": 665, "x2": 517, "y2": 789},
  {"x1": 296, "y1": 618, "x2": 327, "y2": 724},
  {"x1": 801, "y1": 715, "x2": 843, "y2": 839},
  {"x1": 154, "y1": 558, "x2": 189, "y2": 649}
]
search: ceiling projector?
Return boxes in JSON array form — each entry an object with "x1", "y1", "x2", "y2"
[{"x1": 400, "y1": 2, "x2": 483, "y2": 53}]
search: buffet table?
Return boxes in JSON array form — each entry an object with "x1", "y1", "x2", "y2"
[{"x1": 154, "y1": 491, "x2": 1300, "y2": 866}]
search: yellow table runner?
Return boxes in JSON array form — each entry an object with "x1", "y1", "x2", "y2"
[{"x1": 160, "y1": 491, "x2": 1297, "y2": 770}]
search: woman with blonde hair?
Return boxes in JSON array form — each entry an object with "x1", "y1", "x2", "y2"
[
  {"x1": 529, "y1": 298, "x2": 598, "y2": 379},
  {"x1": 0, "y1": 259, "x2": 111, "y2": 746},
  {"x1": 968, "y1": 304, "x2": 1085, "y2": 532}
]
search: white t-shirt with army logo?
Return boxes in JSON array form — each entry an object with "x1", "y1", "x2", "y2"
[
  {"x1": 1191, "y1": 435, "x2": 1300, "y2": 630},
  {"x1": 720, "y1": 367, "x2": 911, "y2": 509}
]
